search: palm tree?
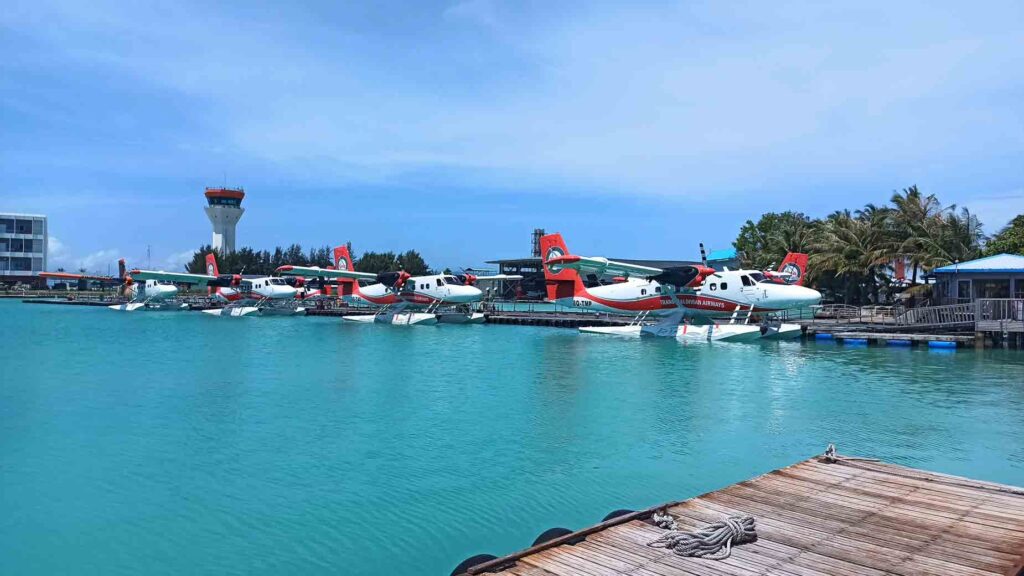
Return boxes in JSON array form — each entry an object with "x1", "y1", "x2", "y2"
[
  {"x1": 917, "y1": 206, "x2": 985, "y2": 270},
  {"x1": 890, "y1": 185, "x2": 941, "y2": 284},
  {"x1": 810, "y1": 210, "x2": 891, "y2": 304}
]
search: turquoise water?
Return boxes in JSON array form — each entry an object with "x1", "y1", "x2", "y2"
[{"x1": 1, "y1": 300, "x2": 1023, "y2": 575}]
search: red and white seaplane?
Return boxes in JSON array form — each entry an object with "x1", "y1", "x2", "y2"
[
  {"x1": 126, "y1": 253, "x2": 302, "y2": 317},
  {"x1": 40, "y1": 259, "x2": 182, "y2": 311},
  {"x1": 540, "y1": 233, "x2": 820, "y2": 341},
  {"x1": 276, "y1": 245, "x2": 521, "y2": 325}
]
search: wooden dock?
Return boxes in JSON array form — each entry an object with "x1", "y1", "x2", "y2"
[
  {"x1": 486, "y1": 312, "x2": 633, "y2": 329},
  {"x1": 807, "y1": 330, "x2": 975, "y2": 347},
  {"x1": 456, "y1": 455, "x2": 1024, "y2": 576}
]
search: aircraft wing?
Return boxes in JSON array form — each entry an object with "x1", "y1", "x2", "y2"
[
  {"x1": 40, "y1": 272, "x2": 117, "y2": 282},
  {"x1": 128, "y1": 270, "x2": 216, "y2": 285},
  {"x1": 275, "y1": 265, "x2": 377, "y2": 281},
  {"x1": 546, "y1": 255, "x2": 702, "y2": 287},
  {"x1": 545, "y1": 255, "x2": 663, "y2": 278},
  {"x1": 472, "y1": 274, "x2": 523, "y2": 281}
]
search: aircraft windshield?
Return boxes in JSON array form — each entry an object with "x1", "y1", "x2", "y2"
[
  {"x1": 444, "y1": 276, "x2": 462, "y2": 285},
  {"x1": 749, "y1": 272, "x2": 767, "y2": 283},
  {"x1": 268, "y1": 278, "x2": 286, "y2": 285}
]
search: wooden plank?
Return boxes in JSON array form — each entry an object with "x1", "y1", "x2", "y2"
[
  {"x1": 683, "y1": 493, "x2": 1004, "y2": 576},
  {"x1": 700, "y1": 484, "x2": 1017, "y2": 573},
  {"x1": 481, "y1": 456, "x2": 1024, "y2": 576},
  {"x1": 752, "y1": 474, "x2": 1024, "y2": 556}
]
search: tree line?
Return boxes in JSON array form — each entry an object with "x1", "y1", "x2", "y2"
[
  {"x1": 184, "y1": 244, "x2": 432, "y2": 276},
  {"x1": 734, "y1": 186, "x2": 1024, "y2": 305}
]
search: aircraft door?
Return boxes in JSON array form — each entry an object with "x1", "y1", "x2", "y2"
[{"x1": 739, "y1": 275, "x2": 759, "y2": 304}]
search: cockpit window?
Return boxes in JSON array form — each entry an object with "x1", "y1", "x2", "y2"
[
  {"x1": 444, "y1": 276, "x2": 461, "y2": 285},
  {"x1": 748, "y1": 272, "x2": 767, "y2": 283},
  {"x1": 268, "y1": 278, "x2": 286, "y2": 286},
  {"x1": 741, "y1": 275, "x2": 753, "y2": 287}
]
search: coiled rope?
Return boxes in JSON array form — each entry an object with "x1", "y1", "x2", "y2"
[{"x1": 647, "y1": 514, "x2": 757, "y2": 560}]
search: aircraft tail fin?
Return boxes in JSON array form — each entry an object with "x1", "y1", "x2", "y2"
[
  {"x1": 539, "y1": 233, "x2": 583, "y2": 302},
  {"x1": 333, "y1": 244, "x2": 355, "y2": 271},
  {"x1": 118, "y1": 259, "x2": 127, "y2": 280},
  {"x1": 333, "y1": 244, "x2": 357, "y2": 297},
  {"x1": 206, "y1": 253, "x2": 219, "y2": 296},
  {"x1": 778, "y1": 253, "x2": 809, "y2": 286}
]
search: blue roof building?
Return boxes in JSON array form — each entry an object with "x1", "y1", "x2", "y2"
[
  {"x1": 705, "y1": 247, "x2": 739, "y2": 271},
  {"x1": 931, "y1": 253, "x2": 1024, "y2": 303}
]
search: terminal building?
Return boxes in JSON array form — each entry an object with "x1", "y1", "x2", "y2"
[
  {"x1": 0, "y1": 213, "x2": 47, "y2": 288},
  {"x1": 204, "y1": 187, "x2": 245, "y2": 253},
  {"x1": 931, "y1": 254, "x2": 1024, "y2": 304}
]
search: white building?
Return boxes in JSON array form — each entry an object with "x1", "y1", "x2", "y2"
[
  {"x1": 0, "y1": 213, "x2": 47, "y2": 287},
  {"x1": 204, "y1": 188, "x2": 245, "y2": 253}
]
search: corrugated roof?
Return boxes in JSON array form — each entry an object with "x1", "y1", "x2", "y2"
[{"x1": 932, "y1": 253, "x2": 1024, "y2": 273}]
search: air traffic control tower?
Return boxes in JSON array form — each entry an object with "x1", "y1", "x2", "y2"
[{"x1": 204, "y1": 187, "x2": 245, "y2": 253}]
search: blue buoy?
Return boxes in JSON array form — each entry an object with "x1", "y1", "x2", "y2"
[
  {"x1": 886, "y1": 340, "x2": 912, "y2": 346},
  {"x1": 928, "y1": 341, "x2": 957, "y2": 349},
  {"x1": 815, "y1": 333, "x2": 834, "y2": 340},
  {"x1": 843, "y1": 338, "x2": 868, "y2": 346}
]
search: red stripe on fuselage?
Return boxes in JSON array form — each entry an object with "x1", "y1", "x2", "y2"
[
  {"x1": 678, "y1": 294, "x2": 779, "y2": 313},
  {"x1": 352, "y1": 283, "x2": 398, "y2": 305}
]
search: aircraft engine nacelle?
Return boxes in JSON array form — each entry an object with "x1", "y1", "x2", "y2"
[
  {"x1": 377, "y1": 271, "x2": 412, "y2": 289},
  {"x1": 687, "y1": 265, "x2": 717, "y2": 287},
  {"x1": 208, "y1": 274, "x2": 242, "y2": 288}
]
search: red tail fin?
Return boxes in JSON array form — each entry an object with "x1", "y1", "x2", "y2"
[
  {"x1": 118, "y1": 259, "x2": 127, "y2": 280},
  {"x1": 205, "y1": 253, "x2": 219, "y2": 296},
  {"x1": 333, "y1": 245, "x2": 355, "y2": 271},
  {"x1": 333, "y1": 244, "x2": 357, "y2": 297},
  {"x1": 778, "y1": 253, "x2": 809, "y2": 286},
  {"x1": 539, "y1": 233, "x2": 584, "y2": 301}
]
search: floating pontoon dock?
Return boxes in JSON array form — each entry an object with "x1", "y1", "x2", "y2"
[{"x1": 456, "y1": 455, "x2": 1024, "y2": 576}]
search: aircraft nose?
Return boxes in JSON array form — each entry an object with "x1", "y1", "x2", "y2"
[
  {"x1": 795, "y1": 286, "x2": 821, "y2": 306},
  {"x1": 460, "y1": 286, "x2": 482, "y2": 302}
]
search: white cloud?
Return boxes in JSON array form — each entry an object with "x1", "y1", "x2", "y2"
[
  {"x1": 47, "y1": 236, "x2": 68, "y2": 264},
  {"x1": 159, "y1": 249, "x2": 196, "y2": 272},
  {"x1": 43, "y1": 236, "x2": 121, "y2": 274},
  {"x1": 5, "y1": 0, "x2": 1023, "y2": 204},
  {"x1": 77, "y1": 249, "x2": 121, "y2": 275}
]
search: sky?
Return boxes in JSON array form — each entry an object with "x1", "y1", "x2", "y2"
[{"x1": 2, "y1": 0, "x2": 1022, "y2": 273}]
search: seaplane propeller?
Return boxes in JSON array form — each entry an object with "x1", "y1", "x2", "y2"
[{"x1": 698, "y1": 242, "x2": 722, "y2": 279}]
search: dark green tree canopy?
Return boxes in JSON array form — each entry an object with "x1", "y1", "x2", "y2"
[
  {"x1": 186, "y1": 243, "x2": 359, "y2": 276},
  {"x1": 353, "y1": 250, "x2": 431, "y2": 275},
  {"x1": 984, "y1": 214, "x2": 1024, "y2": 256},
  {"x1": 734, "y1": 211, "x2": 814, "y2": 270},
  {"x1": 732, "y1": 185, "x2": 989, "y2": 305},
  {"x1": 185, "y1": 244, "x2": 434, "y2": 277}
]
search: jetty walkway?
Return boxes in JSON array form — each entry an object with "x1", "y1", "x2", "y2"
[{"x1": 455, "y1": 454, "x2": 1024, "y2": 576}]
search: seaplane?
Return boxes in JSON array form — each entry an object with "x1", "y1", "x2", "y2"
[
  {"x1": 275, "y1": 245, "x2": 521, "y2": 325},
  {"x1": 540, "y1": 233, "x2": 821, "y2": 341},
  {"x1": 127, "y1": 253, "x2": 302, "y2": 317},
  {"x1": 41, "y1": 259, "x2": 182, "y2": 311}
]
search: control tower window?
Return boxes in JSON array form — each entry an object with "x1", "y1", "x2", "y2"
[{"x1": 208, "y1": 197, "x2": 242, "y2": 207}]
